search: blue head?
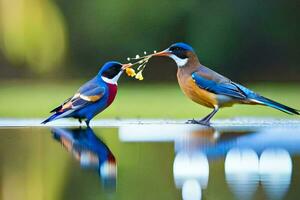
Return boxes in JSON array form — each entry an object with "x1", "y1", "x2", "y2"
[
  {"x1": 99, "y1": 61, "x2": 131, "y2": 83},
  {"x1": 153, "y1": 42, "x2": 196, "y2": 67},
  {"x1": 168, "y1": 42, "x2": 194, "y2": 56}
]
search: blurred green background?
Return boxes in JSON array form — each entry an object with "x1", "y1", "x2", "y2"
[{"x1": 0, "y1": 0, "x2": 299, "y2": 118}]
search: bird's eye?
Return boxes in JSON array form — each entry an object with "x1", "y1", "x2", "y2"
[
  {"x1": 170, "y1": 46, "x2": 183, "y2": 52},
  {"x1": 102, "y1": 64, "x2": 122, "y2": 79}
]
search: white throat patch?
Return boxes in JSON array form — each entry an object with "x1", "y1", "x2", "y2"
[
  {"x1": 169, "y1": 54, "x2": 188, "y2": 67},
  {"x1": 101, "y1": 71, "x2": 122, "y2": 85}
]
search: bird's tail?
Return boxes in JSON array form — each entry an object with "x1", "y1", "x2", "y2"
[
  {"x1": 250, "y1": 95, "x2": 300, "y2": 115},
  {"x1": 41, "y1": 113, "x2": 61, "y2": 124}
]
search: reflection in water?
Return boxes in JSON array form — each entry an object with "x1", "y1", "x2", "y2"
[
  {"x1": 51, "y1": 127, "x2": 117, "y2": 189},
  {"x1": 119, "y1": 125, "x2": 299, "y2": 200},
  {"x1": 173, "y1": 152, "x2": 209, "y2": 189},
  {"x1": 1, "y1": 125, "x2": 300, "y2": 200},
  {"x1": 225, "y1": 148, "x2": 259, "y2": 200},
  {"x1": 182, "y1": 179, "x2": 201, "y2": 200},
  {"x1": 259, "y1": 149, "x2": 292, "y2": 200},
  {"x1": 173, "y1": 152, "x2": 209, "y2": 200}
]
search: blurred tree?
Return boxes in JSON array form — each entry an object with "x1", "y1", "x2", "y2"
[
  {"x1": 57, "y1": 0, "x2": 299, "y2": 82},
  {"x1": 0, "y1": 0, "x2": 299, "y2": 81},
  {"x1": 0, "y1": 0, "x2": 67, "y2": 73}
]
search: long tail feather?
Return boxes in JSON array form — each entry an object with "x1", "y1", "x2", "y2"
[
  {"x1": 251, "y1": 95, "x2": 300, "y2": 115},
  {"x1": 41, "y1": 113, "x2": 60, "y2": 124}
]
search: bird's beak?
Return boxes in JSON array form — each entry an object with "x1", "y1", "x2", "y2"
[
  {"x1": 151, "y1": 49, "x2": 172, "y2": 57},
  {"x1": 121, "y1": 63, "x2": 132, "y2": 70}
]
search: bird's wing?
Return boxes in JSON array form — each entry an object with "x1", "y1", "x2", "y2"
[
  {"x1": 50, "y1": 97, "x2": 72, "y2": 113},
  {"x1": 192, "y1": 66, "x2": 248, "y2": 99},
  {"x1": 196, "y1": 65, "x2": 231, "y2": 83},
  {"x1": 51, "y1": 84, "x2": 105, "y2": 114}
]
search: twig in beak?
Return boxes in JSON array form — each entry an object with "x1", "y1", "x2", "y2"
[{"x1": 122, "y1": 63, "x2": 133, "y2": 70}]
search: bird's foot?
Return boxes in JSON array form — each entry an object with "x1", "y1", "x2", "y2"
[
  {"x1": 186, "y1": 118, "x2": 197, "y2": 124},
  {"x1": 186, "y1": 119, "x2": 211, "y2": 126},
  {"x1": 78, "y1": 119, "x2": 84, "y2": 129},
  {"x1": 85, "y1": 120, "x2": 90, "y2": 127}
]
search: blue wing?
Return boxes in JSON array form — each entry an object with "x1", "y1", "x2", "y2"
[
  {"x1": 65, "y1": 83, "x2": 105, "y2": 111},
  {"x1": 42, "y1": 82, "x2": 106, "y2": 124},
  {"x1": 191, "y1": 72, "x2": 248, "y2": 99},
  {"x1": 50, "y1": 81, "x2": 106, "y2": 114},
  {"x1": 190, "y1": 66, "x2": 300, "y2": 115}
]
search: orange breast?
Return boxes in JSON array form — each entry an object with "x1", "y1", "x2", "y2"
[{"x1": 177, "y1": 76, "x2": 218, "y2": 108}]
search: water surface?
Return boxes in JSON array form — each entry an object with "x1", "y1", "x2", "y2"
[{"x1": 1, "y1": 122, "x2": 300, "y2": 200}]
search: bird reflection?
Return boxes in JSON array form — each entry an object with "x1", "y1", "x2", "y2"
[
  {"x1": 174, "y1": 127, "x2": 253, "y2": 200},
  {"x1": 193, "y1": 128, "x2": 295, "y2": 200},
  {"x1": 259, "y1": 148, "x2": 292, "y2": 200},
  {"x1": 119, "y1": 125, "x2": 298, "y2": 200},
  {"x1": 173, "y1": 152, "x2": 208, "y2": 200},
  {"x1": 225, "y1": 148, "x2": 259, "y2": 200},
  {"x1": 51, "y1": 127, "x2": 117, "y2": 189}
]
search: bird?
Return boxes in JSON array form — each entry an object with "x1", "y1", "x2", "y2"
[
  {"x1": 52, "y1": 127, "x2": 116, "y2": 187},
  {"x1": 152, "y1": 42, "x2": 300, "y2": 125},
  {"x1": 42, "y1": 61, "x2": 132, "y2": 126}
]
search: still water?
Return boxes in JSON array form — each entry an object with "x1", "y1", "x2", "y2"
[{"x1": 0, "y1": 123, "x2": 299, "y2": 200}]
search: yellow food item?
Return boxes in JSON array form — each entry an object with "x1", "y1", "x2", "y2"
[
  {"x1": 135, "y1": 71, "x2": 144, "y2": 80},
  {"x1": 125, "y1": 68, "x2": 136, "y2": 77}
]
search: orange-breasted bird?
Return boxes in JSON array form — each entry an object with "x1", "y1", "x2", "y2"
[{"x1": 152, "y1": 42, "x2": 299, "y2": 125}]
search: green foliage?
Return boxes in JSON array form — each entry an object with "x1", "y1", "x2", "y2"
[
  {"x1": 0, "y1": 0, "x2": 299, "y2": 81},
  {"x1": 0, "y1": 0, "x2": 67, "y2": 73}
]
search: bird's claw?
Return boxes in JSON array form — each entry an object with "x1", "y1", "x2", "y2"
[
  {"x1": 186, "y1": 119, "x2": 211, "y2": 126},
  {"x1": 186, "y1": 118, "x2": 197, "y2": 124}
]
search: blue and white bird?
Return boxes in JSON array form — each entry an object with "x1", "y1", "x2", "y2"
[
  {"x1": 42, "y1": 61, "x2": 131, "y2": 126},
  {"x1": 51, "y1": 127, "x2": 116, "y2": 188},
  {"x1": 152, "y1": 42, "x2": 300, "y2": 125}
]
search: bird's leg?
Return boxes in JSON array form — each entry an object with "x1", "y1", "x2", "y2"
[
  {"x1": 199, "y1": 107, "x2": 219, "y2": 125},
  {"x1": 76, "y1": 119, "x2": 83, "y2": 130},
  {"x1": 187, "y1": 107, "x2": 219, "y2": 126},
  {"x1": 85, "y1": 120, "x2": 90, "y2": 127}
]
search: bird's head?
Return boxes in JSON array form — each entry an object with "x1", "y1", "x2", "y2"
[
  {"x1": 99, "y1": 61, "x2": 132, "y2": 84},
  {"x1": 152, "y1": 42, "x2": 198, "y2": 68}
]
